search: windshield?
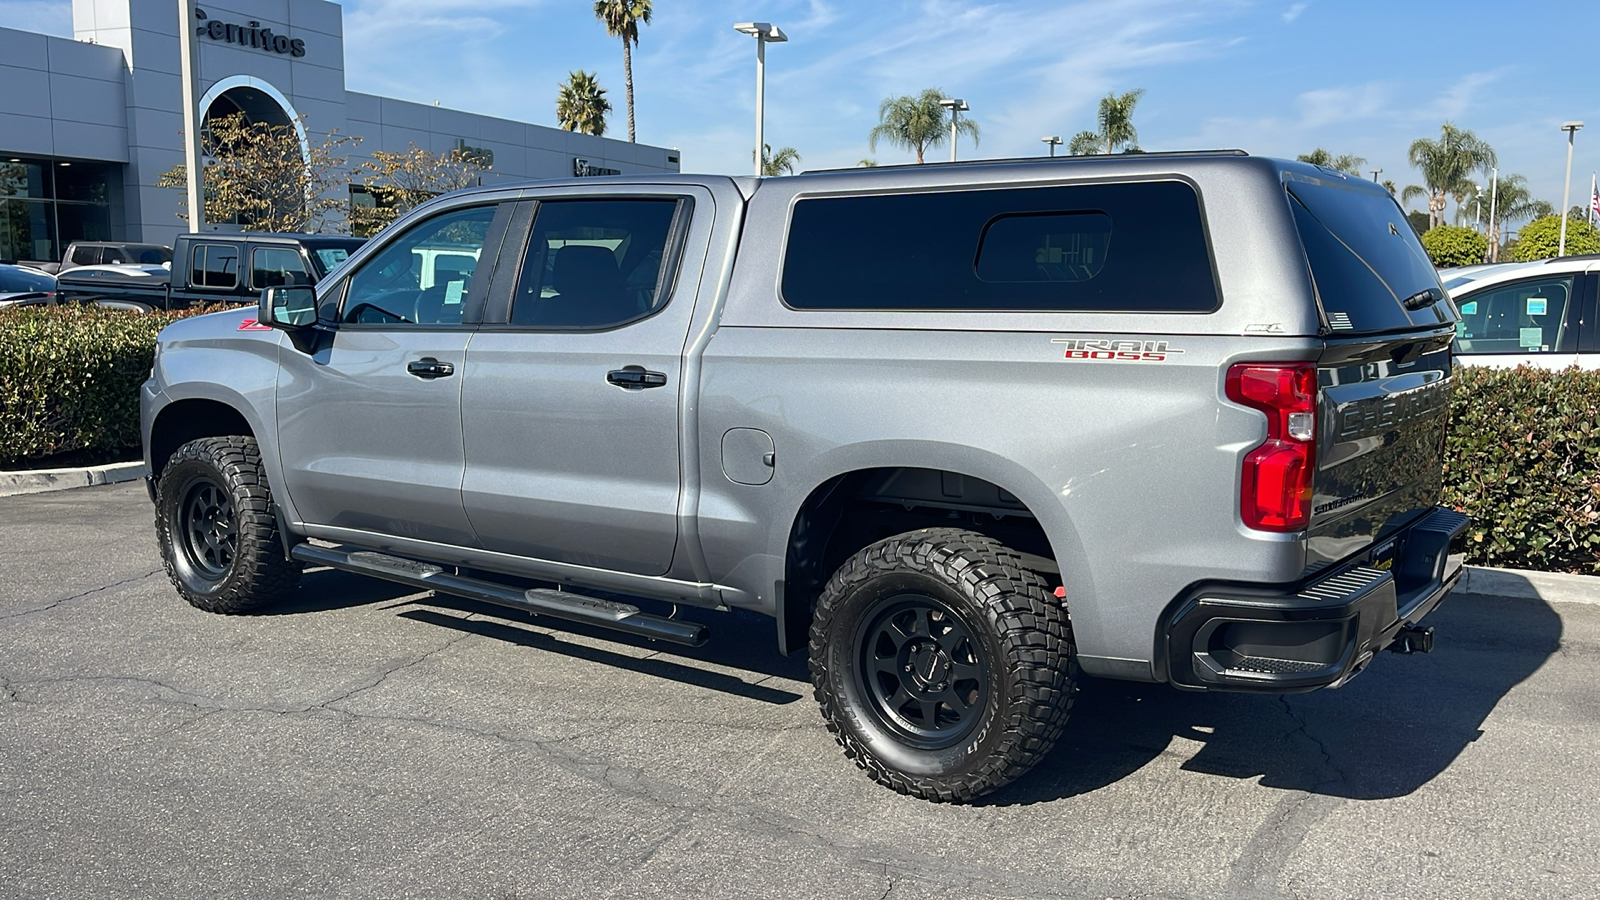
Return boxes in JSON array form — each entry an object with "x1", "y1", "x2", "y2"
[
  {"x1": 0, "y1": 266, "x2": 54, "y2": 293},
  {"x1": 1287, "y1": 174, "x2": 1453, "y2": 334}
]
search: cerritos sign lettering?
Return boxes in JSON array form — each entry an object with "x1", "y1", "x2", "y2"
[{"x1": 194, "y1": 8, "x2": 307, "y2": 58}]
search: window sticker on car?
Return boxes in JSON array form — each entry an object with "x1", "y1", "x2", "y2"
[
  {"x1": 1527, "y1": 297, "x2": 1547, "y2": 316},
  {"x1": 1520, "y1": 327, "x2": 1542, "y2": 348},
  {"x1": 1051, "y1": 338, "x2": 1185, "y2": 361},
  {"x1": 1459, "y1": 301, "x2": 1477, "y2": 315}
]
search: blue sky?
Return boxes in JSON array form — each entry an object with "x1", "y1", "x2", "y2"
[{"x1": 7, "y1": 0, "x2": 1598, "y2": 223}]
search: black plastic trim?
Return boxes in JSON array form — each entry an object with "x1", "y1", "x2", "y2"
[{"x1": 1159, "y1": 506, "x2": 1468, "y2": 692}]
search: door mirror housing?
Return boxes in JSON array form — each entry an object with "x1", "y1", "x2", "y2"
[{"x1": 259, "y1": 285, "x2": 318, "y2": 330}]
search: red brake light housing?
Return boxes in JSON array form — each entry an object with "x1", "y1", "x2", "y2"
[{"x1": 1226, "y1": 362, "x2": 1317, "y2": 532}]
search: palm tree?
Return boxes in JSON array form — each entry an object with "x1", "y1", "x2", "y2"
[
  {"x1": 556, "y1": 71, "x2": 611, "y2": 136},
  {"x1": 757, "y1": 144, "x2": 801, "y2": 176},
  {"x1": 868, "y1": 88, "x2": 979, "y2": 164},
  {"x1": 1066, "y1": 90, "x2": 1145, "y2": 155},
  {"x1": 1483, "y1": 173, "x2": 1555, "y2": 261},
  {"x1": 1405, "y1": 122, "x2": 1496, "y2": 230},
  {"x1": 1067, "y1": 131, "x2": 1101, "y2": 156},
  {"x1": 593, "y1": 0, "x2": 651, "y2": 143},
  {"x1": 1297, "y1": 148, "x2": 1367, "y2": 176},
  {"x1": 1096, "y1": 89, "x2": 1144, "y2": 154},
  {"x1": 857, "y1": 159, "x2": 878, "y2": 168}
]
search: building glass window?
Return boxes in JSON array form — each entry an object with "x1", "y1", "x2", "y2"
[{"x1": 0, "y1": 157, "x2": 121, "y2": 264}]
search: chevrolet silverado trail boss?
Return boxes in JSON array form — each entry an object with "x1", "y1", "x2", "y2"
[{"x1": 141, "y1": 152, "x2": 1467, "y2": 802}]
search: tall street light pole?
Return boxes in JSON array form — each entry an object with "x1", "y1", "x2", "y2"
[
  {"x1": 734, "y1": 22, "x2": 786, "y2": 177},
  {"x1": 178, "y1": 0, "x2": 204, "y2": 231},
  {"x1": 1559, "y1": 121, "x2": 1584, "y2": 257},
  {"x1": 1487, "y1": 167, "x2": 1499, "y2": 262},
  {"x1": 939, "y1": 98, "x2": 968, "y2": 162},
  {"x1": 1042, "y1": 136, "x2": 1062, "y2": 157},
  {"x1": 1370, "y1": 168, "x2": 1382, "y2": 182}
]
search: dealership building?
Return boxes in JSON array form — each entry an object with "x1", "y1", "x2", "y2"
[{"x1": 0, "y1": 0, "x2": 682, "y2": 265}]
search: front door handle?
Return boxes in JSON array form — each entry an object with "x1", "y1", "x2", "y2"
[
  {"x1": 607, "y1": 366, "x2": 668, "y2": 390},
  {"x1": 407, "y1": 357, "x2": 455, "y2": 379}
]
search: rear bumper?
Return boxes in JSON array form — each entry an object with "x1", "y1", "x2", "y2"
[{"x1": 1162, "y1": 507, "x2": 1468, "y2": 693}]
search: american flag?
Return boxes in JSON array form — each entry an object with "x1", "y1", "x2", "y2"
[{"x1": 1591, "y1": 173, "x2": 1599, "y2": 225}]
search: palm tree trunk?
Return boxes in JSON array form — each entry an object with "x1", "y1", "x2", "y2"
[
  {"x1": 916, "y1": 143, "x2": 924, "y2": 164},
  {"x1": 623, "y1": 38, "x2": 635, "y2": 143}
]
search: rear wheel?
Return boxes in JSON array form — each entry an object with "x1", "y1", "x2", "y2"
[
  {"x1": 155, "y1": 436, "x2": 300, "y2": 613},
  {"x1": 809, "y1": 528, "x2": 1076, "y2": 802}
]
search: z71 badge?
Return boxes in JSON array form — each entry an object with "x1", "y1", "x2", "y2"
[{"x1": 1051, "y1": 338, "x2": 1185, "y2": 362}]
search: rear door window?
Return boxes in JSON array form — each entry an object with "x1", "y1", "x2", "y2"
[
  {"x1": 191, "y1": 243, "x2": 238, "y2": 289},
  {"x1": 1286, "y1": 174, "x2": 1451, "y2": 334},
  {"x1": 251, "y1": 247, "x2": 313, "y2": 289},
  {"x1": 781, "y1": 181, "x2": 1218, "y2": 312},
  {"x1": 508, "y1": 198, "x2": 683, "y2": 329},
  {"x1": 1452, "y1": 275, "x2": 1578, "y2": 355}
]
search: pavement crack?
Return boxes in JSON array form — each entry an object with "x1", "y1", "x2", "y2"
[
  {"x1": 1278, "y1": 695, "x2": 1348, "y2": 788},
  {"x1": 0, "y1": 568, "x2": 163, "y2": 621},
  {"x1": 877, "y1": 866, "x2": 900, "y2": 900},
  {"x1": 315, "y1": 626, "x2": 476, "y2": 711}
]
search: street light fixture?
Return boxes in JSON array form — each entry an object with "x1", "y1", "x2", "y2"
[
  {"x1": 939, "y1": 98, "x2": 969, "y2": 162},
  {"x1": 1042, "y1": 136, "x2": 1063, "y2": 157},
  {"x1": 1559, "y1": 121, "x2": 1584, "y2": 257},
  {"x1": 1370, "y1": 168, "x2": 1382, "y2": 182},
  {"x1": 734, "y1": 22, "x2": 787, "y2": 177}
]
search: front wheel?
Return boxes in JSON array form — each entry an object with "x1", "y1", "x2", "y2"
[
  {"x1": 155, "y1": 436, "x2": 300, "y2": 613},
  {"x1": 809, "y1": 528, "x2": 1077, "y2": 802}
]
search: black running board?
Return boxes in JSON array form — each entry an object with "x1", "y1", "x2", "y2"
[{"x1": 291, "y1": 544, "x2": 709, "y2": 647}]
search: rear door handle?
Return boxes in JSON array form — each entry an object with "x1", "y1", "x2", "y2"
[
  {"x1": 607, "y1": 366, "x2": 668, "y2": 389},
  {"x1": 407, "y1": 357, "x2": 455, "y2": 379}
]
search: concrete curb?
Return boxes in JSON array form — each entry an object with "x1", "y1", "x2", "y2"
[
  {"x1": 0, "y1": 461, "x2": 146, "y2": 497},
  {"x1": 1457, "y1": 565, "x2": 1600, "y2": 607}
]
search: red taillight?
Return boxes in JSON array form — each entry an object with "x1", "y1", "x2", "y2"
[{"x1": 1226, "y1": 362, "x2": 1317, "y2": 532}]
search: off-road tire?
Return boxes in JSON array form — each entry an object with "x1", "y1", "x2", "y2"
[
  {"x1": 809, "y1": 528, "x2": 1076, "y2": 802},
  {"x1": 155, "y1": 436, "x2": 300, "y2": 614}
]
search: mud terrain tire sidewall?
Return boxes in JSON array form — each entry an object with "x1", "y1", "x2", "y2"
[
  {"x1": 809, "y1": 528, "x2": 1077, "y2": 802},
  {"x1": 156, "y1": 436, "x2": 299, "y2": 614}
]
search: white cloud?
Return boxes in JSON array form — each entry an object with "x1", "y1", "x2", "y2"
[{"x1": 1282, "y1": 2, "x2": 1309, "y2": 24}]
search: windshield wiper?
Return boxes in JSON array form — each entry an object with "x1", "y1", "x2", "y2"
[{"x1": 1402, "y1": 287, "x2": 1443, "y2": 311}]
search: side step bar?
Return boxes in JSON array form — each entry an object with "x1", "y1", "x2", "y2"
[{"x1": 290, "y1": 544, "x2": 709, "y2": 647}]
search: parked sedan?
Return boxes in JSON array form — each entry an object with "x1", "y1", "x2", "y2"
[
  {"x1": 1442, "y1": 255, "x2": 1600, "y2": 369},
  {"x1": 0, "y1": 263, "x2": 56, "y2": 308}
]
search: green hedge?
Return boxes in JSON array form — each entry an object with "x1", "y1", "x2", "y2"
[
  {"x1": 1444, "y1": 366, "x2": 1600, "y2": 574},
  {"x1": 0, "y1": 305, "x2": 218, "y2": 467}
]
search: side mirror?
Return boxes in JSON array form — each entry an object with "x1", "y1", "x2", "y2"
[{"x1": 259, "y1": 285, "x2": 318, "y2": 330}]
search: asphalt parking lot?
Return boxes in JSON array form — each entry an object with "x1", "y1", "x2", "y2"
[{"x1": 2, "y1": 482, "x2": 1597, "y2": 899}]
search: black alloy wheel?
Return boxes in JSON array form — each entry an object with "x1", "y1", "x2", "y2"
[
  {"x1": 155, "y1": 436, "x2": 300, "y2": 613},
  {"x1": 810, "y1": 528, "x2": 1078, "y2": 802},
  {"x1": 856, "y1": 594, "x2": 990, "y2": 750},
  {"x1": 179, "y1": 479, "x2": 238, "y2": 579}
]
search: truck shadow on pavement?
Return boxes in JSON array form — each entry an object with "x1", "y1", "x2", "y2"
[{"x1": 983, "y1": 592, "x2": 1564, "y2": 806}]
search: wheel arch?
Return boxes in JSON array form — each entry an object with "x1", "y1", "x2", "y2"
[{"x1": 773, "y1": 445, "x2": 1094, "y2": 656}]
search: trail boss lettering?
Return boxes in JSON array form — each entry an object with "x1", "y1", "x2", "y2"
[{"x1": 1052, "y1": 338, "x2": 1184, "y2": 361}]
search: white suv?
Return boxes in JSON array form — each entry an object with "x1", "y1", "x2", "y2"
[{"x1": 1442, "y1": 255, "x2": 1600, "y2": 369}]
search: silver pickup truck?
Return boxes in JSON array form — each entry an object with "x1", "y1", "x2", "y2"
[{"x1": 141, "y1": 151, "x2": 1467, "y2": 801}]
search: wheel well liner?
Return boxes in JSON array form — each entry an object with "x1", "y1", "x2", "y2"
[
  {"x1": 149, "y1": 399, "x2": 254, "y2": 480},
  {"x1": 779, "y1": 467, "x2": 1057, "y2": 655}
]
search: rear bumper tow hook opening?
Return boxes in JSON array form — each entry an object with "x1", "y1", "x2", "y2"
[{"x1": 1387, "y1": 624, "x2": 1435, "y2": 655}]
